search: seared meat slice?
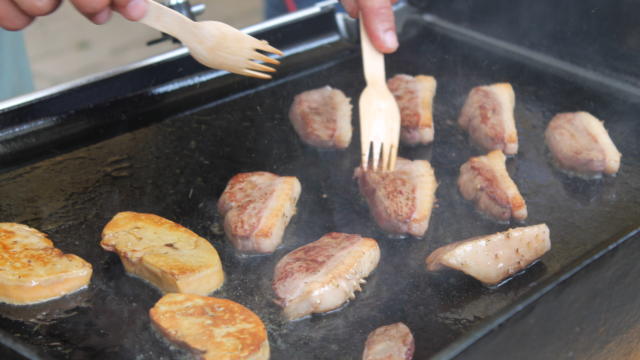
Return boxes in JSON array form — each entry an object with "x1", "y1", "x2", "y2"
[
  {"x1": 362, "y1": 322, "x2": 415, "y2": 360},
  {"x1": 150, "y1": 293, "x2": 269, "y2": 360},
  {"x1": 458, "y1": 150, "x2": 527, "y2": 222},
  {"x1": 101, "y1": 212, "x2": 224, "y2": 296},
  {"x1": 289, "y1": 86, "x2": 353, "y2": 149},
  {"x1": 0, "y1": 223, "x2": 92, "y2": 305},
  {"x1": 426, "y1": 223, "x2": 550, "y2": 285},
  {"x1": 545, "y1": 111, "x2": 621, "y2": 177},
  {"x1": 387, "y1": 74, "x2": 437, "y2": 145},
  {"x1": 458, "y1": 83, "x2": 518, "y2": 155},
  {"x1": 354, "y1": 158, "x2": 437, "y2": 237},
  {"x1": 218, "y1": 172, "x2": 301, "y2": 254},
  {"x1": 272, "y1": 232, "x2": 380, "y2": 320}
]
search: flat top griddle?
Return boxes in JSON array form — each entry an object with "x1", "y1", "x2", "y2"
[{"x1": 0, "y1": 11, "x2": 639, "y2": 360}]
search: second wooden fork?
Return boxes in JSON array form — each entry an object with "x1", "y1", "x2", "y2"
[
  {"x1": 358, "y1": 19, "x2": 400, "y2": 172},
  {"x1": 139, "y1": 0, "x2": 283, "y2": 79}
]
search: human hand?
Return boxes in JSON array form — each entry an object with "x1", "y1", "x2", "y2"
[
  {"x1": 341, "y1": 0, "x2": 399, "y2": 54},
  {"x1": 0, "y1": 0, "x2": 148, "y2": 31}
]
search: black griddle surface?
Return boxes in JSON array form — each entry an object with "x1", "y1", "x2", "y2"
[{"x1": 0, "y1": 19, "x2": 639, "y2": 359}]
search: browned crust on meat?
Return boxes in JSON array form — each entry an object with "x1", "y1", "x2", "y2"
[
  {"x1": 388, "y1": 74, "x2": 436, "y2": 145},
  {"x1": 458, "y1": 150, "x2": 526, "y2": 221},
  {"x1": 355, "y1": 158, "x2": 437, "y2": 237},
  {"x1": 288, "y1": 86, "x2": 353, "y2": 149},
  {"x1": 217, "y1": 172, "x2": 277, "y2": 237},
  {"x1": 466, "y1": 88, "x2": 503, "y2": 144},
  {"x1": 464, "y1": 161, "x2": 511, "y2": 217},
  {"x1": 273, "y1": 233, "x2": 367, "y2": 298},
  {"x1": 217, "y1": 172, "x2": 301, "y2": 253},
  {"x1": 365, "y1": 171, "x2": 416, "y2": 224},
  {"x1": 101, "y1": 212, "x2": 224, "y2": 295},
  {"x1": 415, "y1": 75, "x2": 436, "y2": 129},
  {"x1": 150, "y1": 293, "x2": 269, "y2": 360},
  {"x1": 0, "y1": 223, "x2": 92, "y2": 305},
  {"x1": 272, "y1": 232, "x2": 380, "y2": 319},
  {"x1": 362, "y1": 322, "x2": 415, "y2": 360},
  {"x1": 458, "y1": 83, "x2": 518, "y2": 155}
]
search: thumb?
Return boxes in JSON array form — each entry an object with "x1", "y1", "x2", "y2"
[{"x1": 358, "y1": 0, "x2": 398, "y2": 53}]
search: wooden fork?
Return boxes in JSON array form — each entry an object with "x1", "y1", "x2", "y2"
[
  {"x1": 358, "y1": 19, "x2": 400, "y2": 172},
  {"x1": 139, "y1": 0, "x2": 283, "y2": 79}
]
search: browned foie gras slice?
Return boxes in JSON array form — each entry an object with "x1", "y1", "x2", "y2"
[
  {"x1": 458, "y1": 150, "x2": 527, "y2": 222},
  {"x1": 150, "y1": 293, "x2": 269, "y2": 360},
  {"x1": 426, "y1": 223, "x2": 550, "y2": 285},
  {"x1": 289, "y1": 86, "x2": 353, "y2": 149},
  {"x1": 272, "y1": 232, "x2": 380, "y2": 320},
  {"x1": 101, "y1": 212, "x2": 224, "y2": 296},
  {"x1": 458, "y1": 83, "x2": 518, "y2": 155},
  {"x1": 362, "y1": 322, "x2": 415, "y2": 360},
  {"x1": 218, "y1": 172, "x2": 301, "y2": 254},
  {"x1": 0, "y1": 223, "x2": 92, "y2": 305},
  {"x1": 387, "y1": 74, "x2": 437, "y2": 145},
  {"x1": 545, "y1": 111, "x2": 621, "y2": 177},
  {"x1": 354, "y1": 158, "x2": 437, "y2": 237}
]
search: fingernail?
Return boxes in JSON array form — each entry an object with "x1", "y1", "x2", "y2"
[
  {"x1": 125, "y1": 0, "x2": 148, "y2": 21},
  {"x1": 91, "y1": 8, "x2": 112, "y2": 24},
  {"x1": 382, "y1": 30, "x2": 399, "y2": 52}
]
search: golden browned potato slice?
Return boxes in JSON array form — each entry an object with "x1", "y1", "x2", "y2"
[
  {"x1": 426, "y1": 224, "x2": 550, "y2": 285},
  {"x1": 0, "y1": 223, "x2": 92, "y2": 305},
  {"x1": 150, "y1": 293, "x2": 269, "y2": 360},
  {"x1": 101, "y1": 212, "x2": 224, "y2": 295}
]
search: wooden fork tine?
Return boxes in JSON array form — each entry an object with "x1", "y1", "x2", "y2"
[
  {"x1": 252, "y1": 52, "x2": 280, "y2": 65},
  {"x1": 247, "y1": 61, "x2": 277, "y2": 73},
  {"x1": 242, "y1": 69, "x2": 272, "y2": 79},
  {"x1": 256, "y1": 40, "x2": 284, "y2": 56}
]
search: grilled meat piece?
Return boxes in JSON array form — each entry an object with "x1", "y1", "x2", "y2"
[
  {"x1": 272, "y1": 232, "x2": 380, "y2": 320},
  {"x1": 426, "y1": 223, "x2": 550, "y2": 285},
  {"x1": 458, "y1": 150, "x2": 527, "y2": 222},
  {"x1": 289, "y1": 86, "x2": 353, "y2": 149},
  {"x1": 545, "y1": 111, "x2": 621, "y2": 177},
  {"x1": 355, "y1": 158, "x2": 437, "y2": 237},
  {"x1": 0, "y1": 223, "x2": 92, "y2": 305},
  {"x1": 458, "y1": 83, "x2": 518, "y2": 155},
  {"x1": 387, "y1": 74, "x2": 437, "y2": 145},
  {"x1": 362, "y1": 322, "x2": 415, "y2": 360},
  {"x1": 150, "y1": 293, "x2": 269, "y2": 360},
  {"x1": 101, "y1": 212, "x2": 224, "y2": 295},
  {"x1": 218, "y1": 172, "x2": 301, "y2": 253}
]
